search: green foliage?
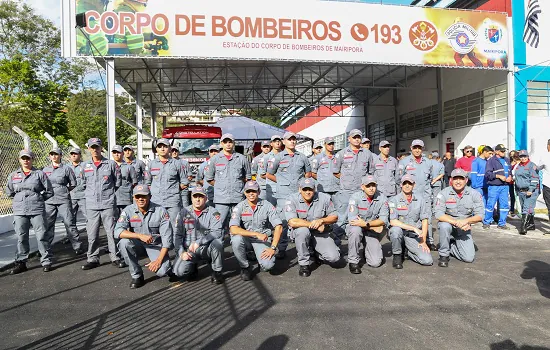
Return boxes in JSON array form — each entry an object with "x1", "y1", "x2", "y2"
[
  {"x1": 66, "y1": 89, "x2": 137, "y2": 148},
  {"x1": 240, "y1": 108, "x2": 282, "y2": 127}
]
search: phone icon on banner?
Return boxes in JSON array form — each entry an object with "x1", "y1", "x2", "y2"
[{"x1": 351, "y1": 24, "x2": 369, "y2": 42}]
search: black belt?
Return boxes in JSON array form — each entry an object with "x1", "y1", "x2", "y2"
[{"x1": 518, "y1": 188, "x2": 529, "y2": 192}]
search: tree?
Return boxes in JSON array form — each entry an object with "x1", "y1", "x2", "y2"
[
  {"x1": 66, "y1": 89, "x2": 138, "y2": 148},
  {"x1": 240, "y1": 107, "x2": 282, "y2": 127}
]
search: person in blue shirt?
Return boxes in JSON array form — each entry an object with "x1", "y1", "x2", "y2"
[
  {"x1": 469, "y1": 146, "x2": 493, "y2": 207},
  {"x1": 483, "y1": 144, "x2": 511, "y2": 229}
]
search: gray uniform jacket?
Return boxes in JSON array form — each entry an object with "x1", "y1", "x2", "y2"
[
  {"x1": 251, "y1": 153, "x2": 270, "y2": 190},
  {"x1": 175, "y1": 205, "x2": 223, "y2": 253},
  {"x1": 398, "y1": 155, "x2": 433, "y2": 199},
  {"x1": 205, "y1": 152, "x2": 251, "y2": 204},
  {"x1": 115, "y1": 162, "x2": 138, "y2": 206},
  {"x1": 346, "y1": 191, "x2": 389, "y2": 227},
  {"x1": 127, "y1": 158, "x2": 147, "y2": 184},
  {"x1": 68, "y1": 162, "x2": 86, "y2": 200},
  {"x1": 434, "y1": 186, "x2": 484, "y2": 220},
  {"x1": 114, "y1": 203, "x2": 173, "y2": 249},
  {"x1": 284, "y1": 192, "x2": 338, "y2": 223},
  {"x1": 43, "y1": 164, "x2": 77, "y2": 205},
  {"x1": 197, "y1": 160, "x2": 214, "y2": 201},
  {"x1": 311, "y1": 153, "x2": 340, "y2": 193},
  {"x1": 229, "y1": 199, "x2": 282, "y2": 237},
  {"x1": 388, "y1": 192, "x2": 429, "y2": 229},
  {"x1": 265, "y1": 151, "x2": 279, "y2": 194},
  {"x1": 81, "y1": 158, "x2": 122, "y2": 210},
  {"x1": 514, "y1": 161, "x2": 540, "y2": 191},
  {"x1": 431, "y1": 159, "x2": 445, "y2": 188},
  {"x1": 5, "y1": 168, "x2": 54, "y2": 216},
  {"x1": 372, "y1": 154, "x2": 399, "y2": 197},
  {"x1": 145, "y1": 158, "x2": 187, "y2": 208},
  {"x1": 333, "y1": 147, "x2": 374, "y2": 191},
  {"x1": 266, "y1": 149, "x2": 311, "y2": 199}
]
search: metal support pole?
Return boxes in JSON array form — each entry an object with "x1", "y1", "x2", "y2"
[
  {"x1": 506, "y1": 16, "x2": 516, "y2": 150},
  {"x1": 136, "y1": 83, "x2": 143, "y2": 160},
  {"x1": 436, "y1": 68, "x2": 444, "y2": 154},
  {"x1": 162, "y1": 115, "x2": 167, "y2": 130},
  {"x1": 151, "y1": 102, "x2": 158, "y2": 138},
  {"x1": 393, "y1": 89, "x2": 399, "y2": 156},
  {"x1": 106, "y1": 59, "x2": 116, "y2": 158}
]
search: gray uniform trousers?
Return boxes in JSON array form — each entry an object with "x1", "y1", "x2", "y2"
[
  {"x1": 45, "y1": 203, "x2": 81, "y2": 251},
  {"x1": 293, "y1": 227, "x2": 340, "y2": 266},
  {"x1": 388, "y1": 227, "x2": 433, "y2": 266},
  {"x1": 14, "y1": 215, "x2": 53, "y2": 266},
  {"x1": 181, "y1": 189, "x2": 190, "y2": 207},
  {"x1": 163, "y1": 205, "x2": 182, "y2": 247},
  {"x1": 173, "y1": 240, "x2": 223, "y2": 277},
  {"x1": 72, "y1": 198, "x2": 87, "y2": 220},
  {"x1": 231, "y1": 235, "x2": 275, "y2": 271},
  {"x1": 275, "y1": 198, "x2": 291, "y2": 251},
  {"x1": 86, "y1": 208, "x2": 119, "y2": 263},
  {"x1": 118, "y1": 238, "x2": 172, "y2": 279},
  {"x1": 347, "y1": 225, "x2": 383, "y2": 267},
  {"x1": 333, "y1": 190, "x2": 353, "y2": 243},
  {"x1": 215, "y1": 203, "x2": 237, "y2": 237},
  {"x1": 438, "y1": 222, "x2": 475, "y2": 263}
]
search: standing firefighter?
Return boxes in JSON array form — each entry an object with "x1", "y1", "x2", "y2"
[
  {"x1": 6, "y1": 150, "x2": 54, "y2": 274},
  {"x1": 251, "y1": 140, "x2": 272, "y2": 200},
  {"x1": 514, "y1": 151, "x2": 540, "y2": 234},
  {"x1": 311, "y1": 137, "x2": 340, "y2": 200},
  {"x1": 123, "y1": 145, "x2": 146, "y2": 184},
  {"x1": 69, "y1": 147, "x2": 87, "y2": 220},
  {"x1": 112, "y1": 145, "x2": 138, "y2": 215},
  {"x1": 43, "y1": 147, "x2": 83, "y2": 256},
  {"x1": 81, "y1": 138, "x2": 124, "y2": 270}
]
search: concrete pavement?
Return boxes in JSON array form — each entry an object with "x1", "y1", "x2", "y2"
[{"x1": 0, "y1": 219, "x2": 549, "y2": 350}]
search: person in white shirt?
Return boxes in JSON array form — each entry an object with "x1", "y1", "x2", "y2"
[{"x1": 536, "y1": 139, "x2": 550, "y2": 227}]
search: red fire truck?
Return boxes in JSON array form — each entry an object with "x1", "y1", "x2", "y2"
[{"x1": 162, "y1": 124, "x2": 223, "y2": 177}]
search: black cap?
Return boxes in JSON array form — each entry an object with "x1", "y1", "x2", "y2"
[{"x1": 494, "y1": 144, "x2": 507, "y2": 152}]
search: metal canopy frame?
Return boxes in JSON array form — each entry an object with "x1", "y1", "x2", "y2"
[{"x1": 106, "y1": 58, "x2": 436, "y2": 116}]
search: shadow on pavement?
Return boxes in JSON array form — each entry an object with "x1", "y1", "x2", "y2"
[
  {"x1": 490, "y1": 339, "x2": 550, "y2": 350},
  {"x1": 257, "y1": 334, "x2": 289, "y2": 350},
  {"x1": 520, "y1": 260, "x2": 550, "y2": 299},
  {"x1": 17, "y1": 272, "x2": 276, "y2": 349}
]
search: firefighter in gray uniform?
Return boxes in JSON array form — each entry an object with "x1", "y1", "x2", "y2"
[
  {"x1": 172, "y1": 146, "x2": 191, "y2": 207},
  {"x1": 69, "y1": 147, "x2": 87, "y2": 220},
  {"x1": 43, "y1": 147, "x2": 83, "y2": 255},
  {"x1": 6, "y1": 150, "x2": 54, "y2": 274},
  {"x1": 311, "y1": 136, "x2": 340, "y2": 199},
  {"x1": 205, "y1": 133, "x2": 251, "y2": 235},
  {"x1": 398, "y1": 139, "x2": 436, "y2": 250},
  {"x1": 434, "y1": 168, "x2": 484, "y2": 267},
  {"x1": 251, "y1": 140, "x2": 272, "y2": 199},
  {"x1": 145, "y1": 138, "x2": 189, "y2": 231},
  {"x1": 388, "y1": 175, "x2": 433, "y2": 269},
  {"x1": 514, "y1": 150, "x2": 540, "y2": 234},
  {"x1": 115, "y1": 185, "x2": 173, "y2": 289},
  {"x1": 373, "y1": 140, "x2": 399, "y2": 198},
  {"x1": 285, "y1": 178, "x2": 340, "y2": 277},
  {"x1": 81, "y1": 138, "x2": 124, "y2": 270},
  {"x1": 266, "y1": 131, "x2": 311, "y2": 258},
  {"x1": 123, "y1": 145, "x2": 146, "y2": 184},
  {"x1": 112, "y1": 145, "x2": 138, "y2": 215},
  {"x1": 197, "y1": 144, "x2": 220, "y2": 206},
  {"x1": 230, "y1": 181, "x2": 283, "y2": 281},
  {"x1": 173, "y1": 186, "x2": 224, "y2": 284},
  {"x1": 333, "y1": 129, "x2": 374, "y2": 240},
  {"x1": 346, "y1": 175, "x2": 389, "y2": 274},
  {"x1": 430, "y1": 152, "x2": 445, "y2": 202},
  {"x1": 264, "y1": 135, "x2": 283, "y2": 206}
]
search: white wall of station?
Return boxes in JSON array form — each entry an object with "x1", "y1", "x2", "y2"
[{"x1": 295, "y1": 67, "x2": 509, "y2": 158}]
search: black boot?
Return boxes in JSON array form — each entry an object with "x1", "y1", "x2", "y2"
[
  {"x1": 130, "y1": 276, "x2": 145, "y2": 289},
  {"x1": 10, "y1": 261, "x2": 27, "y2": 275},
  {"x1": 519, "y1": 214, "x2": 527, "y2": 235},
  {"x1": 240, "y1": 266, "x2": 253, "y2": 281},
  {"x1": 526, "y1": 214, "x2": 536, "y2": 231},
  {"x1": 211, "y1": 271, "x2": 224, "y2": 284},
  {"x1": 392, "y1": 254, "x2": 403, "y2": 269},
  {"x1": 298, "y1": 265, "x2": 311, "y2": 277},
  {"x1": 349, "y1": 263, "x2": 361, "y2": 274}
]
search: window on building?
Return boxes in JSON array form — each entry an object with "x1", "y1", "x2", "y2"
[
  {"x1": 443, "y1": 83, "x2": 507, "y2": 130},
  {"x1": 399, "y1": 105, "x2": 438, "y2": 139},
  {"x1": 527, "y1": 81, "x2": 550, "y2": 117},
  {"x1": 368, "y1": 119, "x2": 395, "y2": 149}
]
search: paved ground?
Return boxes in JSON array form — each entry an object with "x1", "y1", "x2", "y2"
[{"x1": 1, "y1": 219, "x2": 549, "y2": 350}]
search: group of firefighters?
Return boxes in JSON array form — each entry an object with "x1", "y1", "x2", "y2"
[{"x1": 8, "y1": 128, "x2": 537, "y2": 289}]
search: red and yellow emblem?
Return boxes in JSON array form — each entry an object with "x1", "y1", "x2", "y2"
[{"x1": 409, "y1": 21, "x2": 438, "y2": 52}]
